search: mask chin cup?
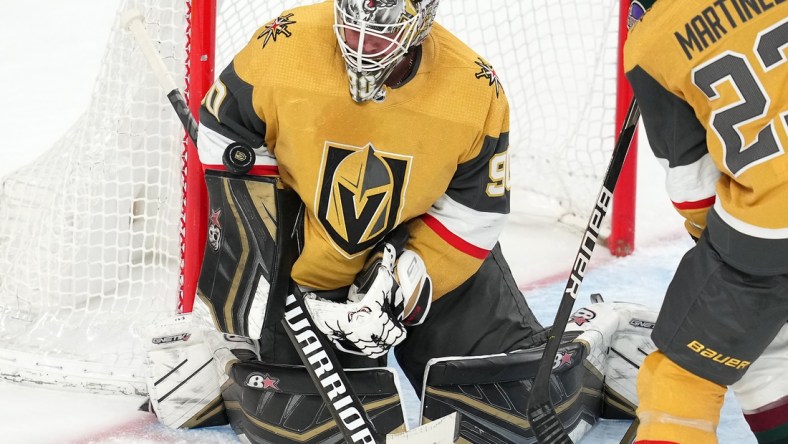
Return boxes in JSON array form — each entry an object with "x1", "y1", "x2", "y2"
[{"x1": 345, "y1": 62, "x2": 398, "y2": 102}]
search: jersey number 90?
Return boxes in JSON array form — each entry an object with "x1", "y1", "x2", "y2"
[{"x1": 486, "y1": 150, "x2": 511, "y2": 197}]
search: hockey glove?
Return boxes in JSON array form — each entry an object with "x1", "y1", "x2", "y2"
[{"x1": 303, "y1": 242, "x2": 432, "y2": 358}]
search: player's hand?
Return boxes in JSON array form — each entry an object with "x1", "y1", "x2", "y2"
[{"x1": 303, "y1": 242, "x2": 432, "y2": 358}]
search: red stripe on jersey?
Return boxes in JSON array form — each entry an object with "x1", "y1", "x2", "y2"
[
  {"x1": 421, "y1": 214, "x2": 489, "y2": 259},
  {"x1": 672, "y1": 196, "x2": 715, "y2": 210},
  {"x1": 744, "y1": 397, "x2": 788, "y2": 432},
  {"x1": 248, "y1": 165, "x2": 280, "y2": 176},
  {"x1": 202, "y1": 164, "x2": 280, "y2": 176}
]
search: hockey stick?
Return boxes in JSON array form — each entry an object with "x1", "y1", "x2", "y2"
[
  {"x1": 122, "y1": 9, "x2": 198, "y2": 145},
  {"x1": 283, "y1": 287, "x2": 458, "y2": 443},
  {"x1": 123, "y1": 9, "x2": 457, "y2": 443},
  {"x1": 281, "y1": 288, "x2": 385, "y2": 443},
  {"x1": 281, "y1": 227, "x2": 456, "y2": 443},
  {"x1": 619, "y1": 417, "x2": 640, "y2": 444},
  {"x1": 526, "y1": 98, "x2": 641, "y2": 443}
]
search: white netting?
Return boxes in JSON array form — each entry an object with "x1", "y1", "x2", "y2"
[
  {"x1": 0, "y1": 0, "x2": 621, "y2": 394},
  {"x1": 0, "y1": 1, "x2": 191, "y2": 395}
]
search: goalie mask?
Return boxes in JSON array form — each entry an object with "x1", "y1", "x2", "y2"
[{"x1": 334, "y1": 0, "x2": 439, "y2": 102}]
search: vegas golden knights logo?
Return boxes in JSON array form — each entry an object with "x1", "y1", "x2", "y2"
[{"x1": 317, "y1": 142, "x2": 410, "y2": 256}]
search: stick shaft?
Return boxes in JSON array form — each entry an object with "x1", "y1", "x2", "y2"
[
  {"x1": 526, "y1": 99, "x2": 641, "y2": 443},
  {"x1": 123, "y1": 9, "x2": 199, "y2": 144},
  {"x1": 282, "y1": 289, "x2": 383, "y2": 444}
]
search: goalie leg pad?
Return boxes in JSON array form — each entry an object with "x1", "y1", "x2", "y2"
[
  {"x1": 565, "y1": 299, "x2": 659, "y2": 419},
  {"x1": 146, "y1": 340, "x2": 228, "y2": 429},
  {"x1": 421, "y1": 331, "x2": 602, "y2": 444},
  {"x1": 222, "y1": 361, "x2": 407, "y2": 444},
  {"x1": 145, "y1": 302, "x2": 259, "y2": 429}
]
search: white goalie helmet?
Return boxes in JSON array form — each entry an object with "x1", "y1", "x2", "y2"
[{"x1": 334, "y1": 0, "x2": 439, "y2": 102}]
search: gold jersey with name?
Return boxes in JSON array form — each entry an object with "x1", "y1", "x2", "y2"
[
  {"x1": 197, "y1": 1, "x2": 511, "y2": 297},
  {"x1": 625, "y1": 0, "x2": 788, "y2": 273}
]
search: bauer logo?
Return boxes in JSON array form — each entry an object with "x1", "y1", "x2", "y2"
[
  {"x1": 152, "y1": 333, "x2": 191, "y2": 345},
  {"x1": 629, "y1": 318, "x2": 655, "y2": 329},
  {"x1": 687, "y1": 340, "x2": 751, "y2": 370}
]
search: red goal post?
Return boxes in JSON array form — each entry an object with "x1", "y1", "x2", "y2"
[{"x1": 610, "y1": 0, "x2": 639, "y2": 257}]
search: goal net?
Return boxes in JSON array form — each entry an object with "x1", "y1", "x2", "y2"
[{"x1": 0, "y1": 0, "x2": 630, "y2": 395}]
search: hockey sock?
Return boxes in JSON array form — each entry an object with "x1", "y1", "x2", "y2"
[
  {"x1": 742, "y1": 396, "x2": 788, "y2": 444},
  {"x1": 635, "y1": 351, "x2": 726, "y2": 444}
]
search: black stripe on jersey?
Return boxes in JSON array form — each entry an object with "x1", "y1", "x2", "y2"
[
  {"x1": 199, "y1": 61, "x2": 268, "y2": 148},
  {"x1": 626, "y1": 66, "x2": 708, "y2": 168},
  {"x1": 447, "y1": 132, "x2": 510, "y2": 214},
  {"x1": 707, "y1": 208, "x2": 788, "y2": 275}
]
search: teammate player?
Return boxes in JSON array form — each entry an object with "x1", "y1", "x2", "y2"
[{"x1": 624, "y1": 1, "x2": 788, "y2": 442}]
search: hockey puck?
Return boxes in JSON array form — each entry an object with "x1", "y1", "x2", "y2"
[{"x1": 222, "y1": 142, "x2": 256, "y2": 175}]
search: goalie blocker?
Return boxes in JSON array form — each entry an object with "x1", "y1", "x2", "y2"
[
  {"x1": 196, "y1": 169, "x2": 384, "y2": 368},
  {"x1": 196, "y1": 170, "x2": 302, "y2": 344}
]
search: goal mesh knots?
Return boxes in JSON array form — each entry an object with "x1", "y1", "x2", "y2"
[{"x1": 0, "y1": 0, "x2": 630, "y2": 395}]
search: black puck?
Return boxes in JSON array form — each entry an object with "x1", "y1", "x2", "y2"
[{"x1": 222, "y1": 142, "x2": 256, "y2": 175}]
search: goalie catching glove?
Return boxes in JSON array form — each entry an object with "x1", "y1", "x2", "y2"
[{"x1": 304, "y1": 241, "x2": 432, "y2": 358}]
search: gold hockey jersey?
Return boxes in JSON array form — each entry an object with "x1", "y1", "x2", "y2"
[
  {"x1": 197, "y1": 1, "x2": 511, "y2": 297},
  {"x1": 624, "y1": 0, "x2": 788, "y2": 274}
]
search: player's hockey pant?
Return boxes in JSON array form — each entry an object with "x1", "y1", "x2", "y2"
[{"x1": 636, "y1": 232, "x2": 788, "y2": 444}]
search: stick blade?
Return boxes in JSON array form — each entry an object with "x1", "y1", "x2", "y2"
[
  {"x1": 385, "y1": 412, "x2": 459, "y2": 443},
  {"x1": 619, "y1": 418, "x2": 640, "y2": 444},
  {"x1": 527, "y1": 404, "x2": 573, "y2": 444}
]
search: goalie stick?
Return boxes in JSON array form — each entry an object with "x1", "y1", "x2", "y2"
[
  {"x1": 282, "y1": 286, "x2": 458, "y2": 443},
  {"x1": 281, "y1": 226, "x2": 457, "y2": 443},
  {"x1": 525, "y1": 98, "x2": 641, "y2": 444},
  {"x1": 619, "y1": 417, "x2": 640, "y2": 444},
  {"x1": 123, "y1": 9, "x2": 458, "y2": 443}
]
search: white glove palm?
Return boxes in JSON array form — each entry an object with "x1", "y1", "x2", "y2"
[{"x1": 304, "y1": 242, "x2": 431, "y2": 358}]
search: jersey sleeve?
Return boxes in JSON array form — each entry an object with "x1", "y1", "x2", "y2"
[
  {"x1": 197, "y1": 39, "x2": 279, "y2": 176},
  {"x1": 406, "y1": 89, "x2": 511, "y2": 300},
  {"x1": 625, "y1": 65, "x2": 719, "y2": 239}
]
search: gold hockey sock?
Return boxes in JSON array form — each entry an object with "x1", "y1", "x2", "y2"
[{"x1": 635, "y1": 351, "x2": 726, "y2": 444}]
